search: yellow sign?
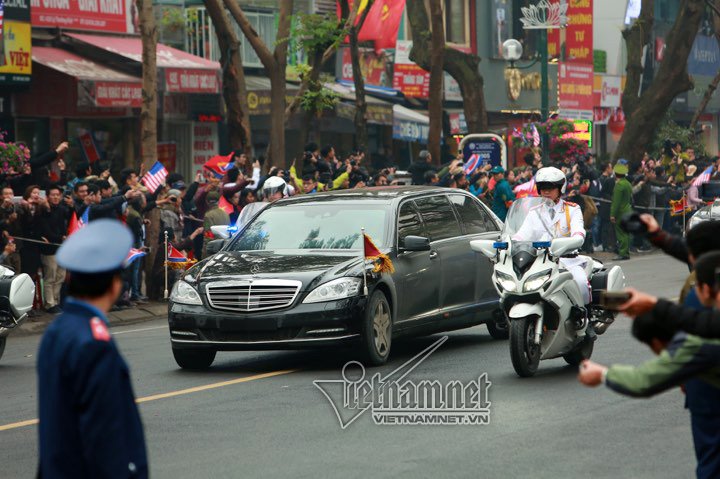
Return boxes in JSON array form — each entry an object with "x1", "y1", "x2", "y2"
[{"x1": 0, "y1": 21, "x2": 32, "y2": 77}]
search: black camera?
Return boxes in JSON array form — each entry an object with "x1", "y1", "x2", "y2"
[{"x1": 620, "y1": 212, "x2": 648, "y2": 234}]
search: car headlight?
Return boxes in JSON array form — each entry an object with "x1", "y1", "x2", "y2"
[
  {"x1": 170, "y1": 280, "x2": 203, "y2": 305},
  {"x1": 495, "y1": 271, "x2": 516, "y2": 292},
  {"x1": 303, "y1": 277, "x2": 362, "y2": 303},
  {"x1": 523, "y1": 271, "x2": 551, "y2": 292}
]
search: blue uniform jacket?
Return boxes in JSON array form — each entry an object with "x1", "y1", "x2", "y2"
[{"x1": 37, "y1": 298, "x2": 148, "y2": 478}]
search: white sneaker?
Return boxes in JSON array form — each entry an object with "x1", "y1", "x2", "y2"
[{"x1": 594, "y1": 245, "x2": 603, "y2": 252}]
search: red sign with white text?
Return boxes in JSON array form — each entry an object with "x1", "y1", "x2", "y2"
[
  {"x1": 165, "y1": 69, "x2": 220, "y2": 94},
  {"x1": 548, "y1": 0, "x2": 593, "y2": 64},
  {"x1": 92, "y1": 81, "x2": 142, "y2": 107},
  {"x1": 559, "y1": 61, "x2": 594, "y2": 115},
  {"x1": 392, "y1": 40, "x2": 429, "y2": 98},
  {"x1": 30, "y1": 0, "x2": 137, "y2": 34}
]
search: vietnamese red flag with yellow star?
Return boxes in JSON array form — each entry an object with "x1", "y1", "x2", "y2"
[{"x1": 337, "y1": 0, "x2": 405, "y2": 53}]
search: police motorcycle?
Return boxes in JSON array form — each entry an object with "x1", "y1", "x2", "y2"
[
  {"x1": 0, "y1": 266, "x2": 36, "y2": 361},
  {"x1": 471, "y1": 197, "x2": 625, "y2": 377}
]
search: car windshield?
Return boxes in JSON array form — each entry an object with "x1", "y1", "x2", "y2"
[
  {"x1": 228, "y1": 203, "x2": 388, "y2": 252},
  {"x1": 501, "y1": 196, "x2": 557, "y2": 243}
]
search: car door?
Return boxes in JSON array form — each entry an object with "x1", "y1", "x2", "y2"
[
  {"x1": 413, "y1": 195, "x2": 472, "y2": 318},
  {"x1": 448, "y1": 193, "x2": 502, "y2": 310},
  {"x1": 393, "y1": 200, "x2": 441, "y2": 325}
]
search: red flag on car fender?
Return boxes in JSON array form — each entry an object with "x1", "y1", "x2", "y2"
[{"x1": 363, "y1": 233, "x2": 394, "y2": 274}]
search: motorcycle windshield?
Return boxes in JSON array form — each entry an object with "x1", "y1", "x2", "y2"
[{"x1": 501, "y1": 197, "x2": 557, "y2": 244}]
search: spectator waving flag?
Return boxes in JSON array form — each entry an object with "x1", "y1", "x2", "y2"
[
  {"x1": 124, "y1": 248, "x2": 146, "y2": 266},
  {"x1": 514, "y1": 178, "x2": 537, "y2": 199},
  {"x1": 204, "y1": 153, "x2": 235, "y2": 179},
  {"x1": 218, "y1": 195, "x2": 234, "y2": 214},
  {"x1": 142, "y1": 161, "x2": 168, "y2": 193},
  {"x1": 692, "y1": 166, "x2": 713, "y2": 187}
]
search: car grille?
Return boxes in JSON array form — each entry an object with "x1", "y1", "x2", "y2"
[{"x1": 205, "y1": 280, "x2": 302, "y2": 312}]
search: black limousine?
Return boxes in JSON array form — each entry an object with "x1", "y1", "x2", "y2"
[{"x1": 168, "y1": 186, "x2": 504, "y2": 368}]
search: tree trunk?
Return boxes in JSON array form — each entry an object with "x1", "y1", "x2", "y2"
[
  {"x1": 689, "y1": 0, "x2": 720, "y2": 131},
  {"x1": 224, "y1": 0, "x2": 293, "y2": 169},
  {"x1": 137, "y1": 0, "x2": 157, "y2": 171},
  {"x1": 406, "y1": 0, "x2": 488, "y2": 133},
  {"x1": 349, "y1": 26, "x2": 369, "y2": 152},
  {"x1": 621, "y1": 0, "x2": 654, "y2": 119},
  {"x1": 203, "y1": 0, "x2": 251, "y2": 154},
  {"x1": 427, "y1": 0, "x2": 444, "y2": 162},
  {"x1": 614, "y1": 0, "x2": 704, "y2": 163}
]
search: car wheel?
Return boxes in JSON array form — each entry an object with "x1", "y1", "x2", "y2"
[
  {"x1": 360, "y1": 290, "x2": 392, "y2": 366},
  {"x1": 486, "y1": 309, "x2": 509, "y2": 340},
  {"x1": 172, "y1": 348, "x2": 217, "y2": 370},
  {"x1": 0, "y1": 337, "x2": 5, "y2": 362}
]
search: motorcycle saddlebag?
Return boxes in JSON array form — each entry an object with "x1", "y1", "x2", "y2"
[{"x1": 591, "y1": 265, "x2": 625, "y2": 304}]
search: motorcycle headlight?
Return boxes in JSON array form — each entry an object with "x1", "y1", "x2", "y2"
[
  {"x1": 303, "y1": 277, "x2": 362, "y2": 304},
  {"x1": 523, "y1": 271, "x2": 552, "y2": 292},
  {"x1": 170, "y1": 280, "x2": 203, "y2": 305},
  {"x1": 495, "y1": 271, "x2": 516, "y2": 292}
]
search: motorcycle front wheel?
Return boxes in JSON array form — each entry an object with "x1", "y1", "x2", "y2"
[{"x1": 509, "y1": 316, "x2": 541, "y2": 377}]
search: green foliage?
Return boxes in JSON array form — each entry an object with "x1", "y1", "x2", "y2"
[
  {"x1": 293, "y1": 13, "x2": 345, "y2": 55},
  {"x1": 300, "y1": 84, "x2": 340, "y2": 116},
  {"x1": 648, "y1": 112, "x2": 706, "y2": 158},
  {"x1": 159, "y1": 6, "x2": 185, "y2": 32}
]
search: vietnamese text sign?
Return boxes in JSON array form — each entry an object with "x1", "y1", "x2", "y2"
[
  {"x1": 559, "y1": 61, "x2": 594, "y2": 115},
  {"x1": 192, "y1": 123, "x2": 218, "y2": 166},
  {"x1": 548, "y1": 0, "x2": 593, "y2": 64},
  {"x1": 0, "y1": 21, "x2": 32, "y2": 83},
  {"x1": 30, "y1": 0, "x2": 136, "y2": 34},
  {"x1": 92, "y1": 81, "x2": 142, "y2": 107},
  {"x1": 562, "y1": 119, "x2": 593, "y2": 147},
  {"x1": 165, "y1": 68, "x2": 220, "y2": 94},
  {"x1": 392, "y1": 40, "x2": 429, "y2": 98}
]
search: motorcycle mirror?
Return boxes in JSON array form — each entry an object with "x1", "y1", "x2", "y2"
[
  {"x1": 549, "y1": 236, "x2": 584, "y2": 257},
  {"x1": 471, "y1": 239, "x2": 498, "y2": 259}
]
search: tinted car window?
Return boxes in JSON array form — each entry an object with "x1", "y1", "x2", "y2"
[
  {"x1": 415, "y1": 195, "x2": 462, "y2": 241},
  {"x1": 449, "y1": 194, "x2": 498, "y2": 234},
  {"x1": 397, "y1": 202, "x2": 425, "y2": 246}
]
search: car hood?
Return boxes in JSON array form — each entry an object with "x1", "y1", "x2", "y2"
[{"x1": 191, "y1": 250, "x2": 364, "y2": 289}]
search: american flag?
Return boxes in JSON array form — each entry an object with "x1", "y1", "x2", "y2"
[
  {"x1": 691, "y1": 166, "x2": 713, "y2": 187},
  {"x1": 514, "y1": 178, "x2": 537, "y2": 198},
  {"x1": 0, "y1": 0, "x2": 4, "y2": 47},
  {"x1": 531, "y1": 124, "x2": 541, "y2": 147},
  {"x1": 141, "y1": 161, "x2": 168, "y2": 193}
]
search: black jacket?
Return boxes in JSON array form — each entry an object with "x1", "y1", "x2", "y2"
[
  {"x1": 39, "y1": 204, "x2": 71, "y2": 255},
  {"x1": 648, "y1": 230, "x2": 689, "y2": 265},
  {"x1": 648, "y1": 299, "x2": 720, "y2": 339},
  {"x1": 8, "y1": 150, "x2": 60, "y2": 195},
  {"x1": 408, "y1": 160, "x2": 434, "y2": 185}
]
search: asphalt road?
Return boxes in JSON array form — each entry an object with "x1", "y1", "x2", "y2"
[{"x1": 1, "y1": 253, "x2": 694, "y2": 479}]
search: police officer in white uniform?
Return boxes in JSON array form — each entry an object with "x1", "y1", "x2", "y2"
[{"x1": 515, "y1": 167, "x2": 590, "y2": 305}]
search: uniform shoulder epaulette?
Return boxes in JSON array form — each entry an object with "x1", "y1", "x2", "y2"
[
  {"x1": 564, "y1": 201, "x2": 578, "y2": 207},
  {"x1": 89, "y1": 317, "x2": 111, "y2": 342}
]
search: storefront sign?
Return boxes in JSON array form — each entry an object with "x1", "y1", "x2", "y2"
[
  {"x1": 559, "y1": 61, "x2": 594, "y2": 119},
  {"x1": 392, "y1": 40, "x2": 429, "y2": 98},
  {"x1": 336, "y1": 102, "x2": 393, "y2": 125},
  {"x1": 88, "y1": 81, "x2": 141, "y2": 107},
  {"x1": 0, "y1": 21, "x2": 32, "y2": 84},
  {"x1": 449, "y1": 112, "x2": 467, "y2": 135},
  {"x1": 341, "y1": 47, "x2": 390, "y2": 87},
  {"x1": 165, "y1": 68, "x2": 220, "y2": 94},
  {"x1": 393, "y1": 118, "x2": 429, "y2": 143},
  {"x1": 31, "y1": 0, "x2": 137, "y2": 34},
  {"x1": 599, "y1": 75, "x2": 621, "y2": 107},
  {"x1": 192, "y1": 122, "x2": 218, "y2": 166},
  {"x1": 562, "y1": 119, "x2": 593, "y2": 147},
  {"x1": 157, "y1": 142, "x2": 177, "y2": 173},
  {"x1": 688, "y1": 34, "x2": 720, "y2": 77}
]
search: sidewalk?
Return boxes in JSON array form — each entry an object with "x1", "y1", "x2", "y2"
[{"x1": 16, "y1": 301, "x2": 168, "y2": 336}]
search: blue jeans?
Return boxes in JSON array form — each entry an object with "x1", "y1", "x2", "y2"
[
  {"x1": 591, "y1": 215, "x2": 601, "y2": 246},
  {"x1": 128, "y1": 259, "x2": 142, "y2": 299}
]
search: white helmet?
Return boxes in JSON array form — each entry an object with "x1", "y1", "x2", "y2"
[
  {"x1": 535, "y1": 166, "x2": 567, "y2": 194},
  {"x1": 262, "y1": 176, "x2": 288, "y2": 199}
]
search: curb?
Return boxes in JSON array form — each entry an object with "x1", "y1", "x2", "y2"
[{"x1": 14, "y1": 302, "x2": 168, "y2": 337}]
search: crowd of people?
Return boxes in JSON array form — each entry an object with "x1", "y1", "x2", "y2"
[{"x1": 2, "y1": 137, "x2": 718, "y2": 315}]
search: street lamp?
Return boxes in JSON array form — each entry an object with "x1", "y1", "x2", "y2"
[{"x1": 501, "y1": 39, "x2": 523, "y2": 67}]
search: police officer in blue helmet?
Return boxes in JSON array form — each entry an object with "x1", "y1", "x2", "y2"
[{"x1": 37, "y1": 219, "x2": 148, "y2": 478}]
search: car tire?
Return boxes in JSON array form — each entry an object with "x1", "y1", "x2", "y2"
[
  {"x1": 0, "y1": 337, "x2": 5, "y2": 362},
  {"x1": 486, "y1": 309, "x2": 509, "y2": 340},
  {"x1": 359, "y1": 290, "x2": 392, "y2": 366},
  {"x1": 172, "y1": 348, "x2": 217, "y2": 370}
]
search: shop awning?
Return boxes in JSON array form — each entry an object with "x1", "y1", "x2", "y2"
[
  {"x1": 66, "y1": 33, "x2": 221, "y2": 94},
  {"x1": 32, "y1": 47, "x2": 142, "y2": 108},
  {"x1": 329, "y1": 82, "x2": 393, "y2": 126},
  {"x1": 392, "y1": 105, "x2": 430, "y2": 143}
]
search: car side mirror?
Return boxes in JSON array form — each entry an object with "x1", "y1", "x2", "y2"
[
  {"x1": 470, "y1": 239, "x2": 498, "y2": 259},
  {"x1": 402, "y1": 235, "x2": 431, "y2": 252},
  {"x1": 206, "y1": 239, "x2": 226, "y2": 256},
  {"x1": 550, "y1": 236, "x2": 584, "y2": 257}
]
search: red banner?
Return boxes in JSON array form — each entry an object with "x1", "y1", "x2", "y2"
[
  {"x1": 92, "y1": 81, "x2": 142, "y2": 107},
  {"x1": 165, "y1": 68, "x2": 220, "y2": 94},
  {"x1": 341, "y1": 48, "x2": 388, "y2": 87},
  {"x1": 157, "y1": 142, "x2": 177, "y2": 173},
  {"x1": 392, "y1": 40, "x2": 429, "y2": 98},
  {"x1": 565, "y1": 0, "x2": 593, "y2": 64},
  {"x1": 31, "y1": 0, "x2": 136, "y2": 34},
  {"x1": 559, "y1": 61, "x2": 594, "y2": 115}
]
